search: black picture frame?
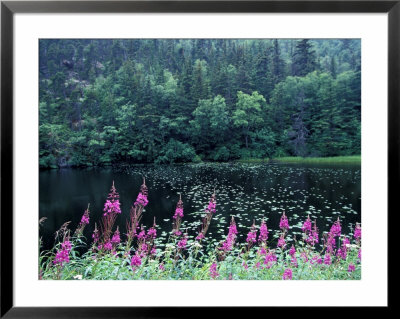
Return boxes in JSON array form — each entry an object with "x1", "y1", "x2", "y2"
[{"x1": 1, "y1": 0, "x2": 395, "y2": 317}]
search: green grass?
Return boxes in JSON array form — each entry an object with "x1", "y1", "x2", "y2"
[
  {"x1": 234, "y1": 155, "x2": 361, "y2": 164},
  {"x1": 272, "y1": 155, "x2": 361, "y2": 164}
]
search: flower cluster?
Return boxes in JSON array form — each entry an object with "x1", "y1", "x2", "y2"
[
  {"x1": 258, "y1": 219, "x2": 269, "y2": 243},
  {"x1": 279, "y1": 212, "x2": 289, "y2": 231},
  {"x1": 246, "y1": 223, "x2": 257, "y2": 245},
  {"x1": 54, "y1": 238, "x2": 72, "y2": 267},
  {"x1": 282, "y1": 268, "x2": 293, "y2": 280},
  {"x1": 209, "y1": 262, "x2": 219, "y2": 279},
  {"x1": 103, "y1": 182, "x2": 121, "y2": 216},
  {"x1": 177, "y1": 234, "x2": 188, "y2": 249},
  {"x1": 354, "y1": 223, "x2": 361, "y2": 242},
  {"x1": 134, "y1": 178, "x2": 149, "y2": 207},
  {"x1": 220, "y1": 217, "x2": 238, "y2": 252},
  {"x1": 111, "y1": 227, "x2": 121, "y2": 245}
]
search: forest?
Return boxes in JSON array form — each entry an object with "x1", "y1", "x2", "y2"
[{"x1": 39, "y1": 39, "x2": 361, "y2": 168}]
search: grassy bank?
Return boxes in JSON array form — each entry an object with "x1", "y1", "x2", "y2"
[{"x1": 236, "y1": 155, "x2": 361, "y2": 164}]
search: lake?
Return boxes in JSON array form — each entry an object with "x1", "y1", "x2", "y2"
[{"x1": 39, "y1": 162, "x2": 361, "y2": 251}]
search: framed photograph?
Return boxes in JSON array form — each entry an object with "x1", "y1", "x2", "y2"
[{"x1": 1, "y1": 0, "x2": 395, "y2": 316}]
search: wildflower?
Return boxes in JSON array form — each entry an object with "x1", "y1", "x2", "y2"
[
  {"x1": 209, "y1": 262, "x2": 219, "y2": 279},
  {"x1": 242, "y1": 262, "x2": 249, "y2": 270},
  {"x1": 80, "y1": 205, "x2": 90, "y2": 225},
  {"x1": 264, "y1": 250, "x2": 277, "y2": 268},
  {"x1": 348, "y1": 263, "x2": 355, "y2": 272},
  {"x1": 342, "y1": 236, "x2": 350, "y2": 247},
  {"x1": 336, "y1": 247, "x2": 347, "y2": 260},
  {"x1": 134, "y1": 178, "x2": 149, "y2": 207},
  {"x1": 279, "y1": 212, "x2": 290, "y2": 231},
  {"x1": 104, "y1": 241, "x2": 112, "y2": 251},
  {"x1": 131, "y1": 254, "x2": 142, "y2": 268},
  {"x1": 246, "y1": 224, "x2": 257, "y2": 245},
  {"x1": 282, "y1": 268, "x2": 292, "y2": 280},
  {"x1": 259, "y1": 219, "x2": 269, "y2": 243},
  {"x1": 306, "y1": 221, "x2": 319, "y2": 246},
  {"x1": 302, "y1": 215, "x2": 312, "y2": 233},
  {"x1": 220, "y1": 217, "x2": 238, "y2": 252},
  {"x1": 103, "y1": 182, "x2": 121, "y2": 216},
  {"x1": 195, "y1": 232, "x2": 204, "y2": 241},
  {"x1": 147, "y1": 226, "x2": 157, "y2": 239},
  {"x1": 159, "y1": 263, "x2": 165, "y2": 271},
  {"x1": 301, "y1": 251, "x2": 308, "y2": 263},
  {"x1": 330, "y1": 218, "x2": 341, "y2": 237},
  {"x1": 324, "y1": 252, "x2": 331, "y2": 265},
  {"x1": 111, "y1": 228, "x2": 121, "y2": 245},
  {"x1": 53, "y1": 238, "x2": 72, "y2": 267},
  {"x1": 134, "y1": 192, "x2": 149, "y2": 207},
  {"x1": 277, "y1": 235, "x2": 286, "y2": 249},
  {"x1": 173, "y1": 197, "x2": 184, "y2": 219},
  {"x1": 289, "y1": 245, "x2": 296, "y2": 257},
  {"x1": 177, "y1": 234, "x2": 188, "y2": 249},
  {"x1": 137, "y1": 228, "x2": 146, "y2": 240},
  {"x1": 354, "y1": 223, "x2": 361, "y2": 241}
]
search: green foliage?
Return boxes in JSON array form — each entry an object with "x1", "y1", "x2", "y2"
[{"x1": 39, "y1": 39, "x2": 361, "y2": 168}]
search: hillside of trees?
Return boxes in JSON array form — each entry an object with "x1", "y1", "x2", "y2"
[{"x1": 39, "y1": 39, "x2": 361, "y2": 168}]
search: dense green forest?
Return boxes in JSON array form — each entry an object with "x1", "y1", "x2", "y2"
[{"x1": 39, "y1": 39, "x2": 361, "y2": 168}]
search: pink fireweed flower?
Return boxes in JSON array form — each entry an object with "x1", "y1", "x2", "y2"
[
  {"x1": 306, "y1": 221, "x2": 319, "y2": 246},
  {"x1": 220, "y1": 217, "x2": 238, "y2": 252},
  {"x1": 242, "y1": 262, "x2": 249, "y2": 270},
  {"x1": 111, "y1": 228, "x2": 121, "y2": 245},
  {"x1": 80, "y1": 205, "x2": 90, "y2": 225},
  {"x1": 61, "y1": 240, "x2": 72, "y2": 251},
  {"x1": 134, "y1": 192, "x2": 148, "y2": 207},
  {"x1": 103, "y1": 182, "x2": 121, "y2": 216},
  {"x1": 279, "y1": 212, "x2": 289, "y2": 231},
  {"x1": 137, "y1": 228, "x2": 146, "y2": 240},
  {"x1": 159, "y1": 263, "x2": 165, "y2": 271},
  {"x1": 354, "y1": 223, "x2": 361, "y2": 241},
  {"x1": 282, "y1": 268, "x2": 293, "y2": 280},
  {"x1": 54, "y1": 238, "x2": 72, "y2": 267},
  {"x1": 336, "y1": 248, "x2": 347, "y2": 260},
  {"x1": 301, "y1": 251, "x2": 308, "y2": 263},
  {"x1": 147, "y1": 227, "x2": 157, "y2": 239},
  {"x1": 348, "y1": 263, "x2": 355, "y2": 272},
  {"x1": 103, "y1": 199, "x2": 121, "y2": 216},
  {"x1": 259, "y1": 219, "x2": 269, "y2": 243},
  {"x1": 92, "y1": 224, "x2": 99, "y2": 243},
  {"x1": 131, "y1": 254, "x2": 142, "y2": 268},
  {"x1": 302, "y1": 215, "x2": 312, "y2": 233},
  {"x1": 177, "y1": 234, "x2": 188, "y2": 249},
  {"x1": 324, "y1": 252, "x2": 332, "y2": 265},
  {"x1": 209, "y1": 262, "x2": 219, "y2": 279},
  {"x1": 289, "y1": 245, "x2": 296, "y2": 257},
  {"x1": 54, "y1": 249, "x2": 70, "y2": 267},
  {"x1": 246, "y1": 225, "x2": 257, "y2": 245},
  {"x1": 330, "y1": 218, "x2": 341, "y2": 237},
  {"x1": 258, "y1": 247, "x2": 267, "y2": 256},
  {"x1": 195, "y1": 232, "x2": 204, "y2": 241},
  {"x1": 264, "y1": 250, "x2": 277, "y2": 269},
  {"x1": 277, "y1": 236, "x2": 286, "y2": 249},
  {"x1": 205, "y1": 192, "x2": 216, "y2": 214},
  {"x1": 104, "y1": 241, "x2": 112, "y2": 251},
  {"x1": 342, "y1": 236, "x2": 350, "y2": 247}
]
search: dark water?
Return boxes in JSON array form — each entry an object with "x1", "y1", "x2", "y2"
[{"x1": 39, "y1": 162, "x2": 361, "y2": 250}]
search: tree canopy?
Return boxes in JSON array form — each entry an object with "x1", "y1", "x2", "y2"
[{"x1": 39, "y1": 39, "x2": 361, "y2": 168}]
